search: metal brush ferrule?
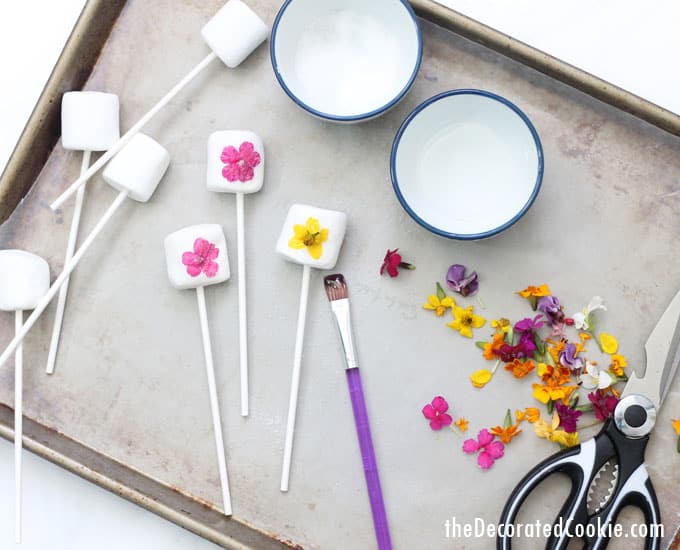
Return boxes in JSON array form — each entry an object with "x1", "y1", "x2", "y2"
[{"x1": 329, "y1": 298, "x2": 358, "y2": 370}]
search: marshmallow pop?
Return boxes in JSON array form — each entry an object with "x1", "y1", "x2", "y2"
[
  {"x1": 0, "y1": 250, "x2": 50, "y2": 542},
  {"x1": 50, "y1": 0, "x2": 268, "y2": 212},
  {"x1": 46, "y1": 91, "x2": 120, "y2": 375},
  {"x1": 207, "y1": 130, "x2": 264, "y2": 417},
  {"x1": 164, "y1": 224, "x2": 232, "y2": 515},
  {"x1": 275, "y1": 204, "x2": 347, "y2": 491},
  {"x1": 0, "y1": 134, "x2": 170, "y2": 371}
]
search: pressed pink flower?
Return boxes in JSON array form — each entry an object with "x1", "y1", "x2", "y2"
[
  {"x1": 221, "y1": 141, "x2": 261, "y2": 182},
  {"x1": 182, "y1": 238, "x2": 219, "y2": 278},
  {"x1": 462, "y1": 428, "x2": 505, "y2": 469},
  {"x1": 422, "y1": 396, "x2": 453, "y2": 430}
]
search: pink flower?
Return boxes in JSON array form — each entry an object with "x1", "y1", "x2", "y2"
[
  {"x1": 221, "y1": 141, "x2": 261, "y2": 182},
  {"x1": 182, "y1": 238, "x2": 219, "y2": 278},
  {"x1": 422, "y1": 396, "x2": 453, "y2": 430},
  {"x1": 463, "y1": 429, "x2": 505, "y2": 469}
]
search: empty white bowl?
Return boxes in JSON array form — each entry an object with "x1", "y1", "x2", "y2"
[
  {"x1": 270, "y1": 0, "x2": 422, "y2": 122},
  {"x1": 391, "y1": 90, "x2": 544, "y2": 239}
]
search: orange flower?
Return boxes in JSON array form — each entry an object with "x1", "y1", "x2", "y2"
[
  {"x1": 517, "y1": 284, "x2": 551, "y2": 298},
  {"x1": 609, "y1": 354, "x2": 627, "y2": 377},
  {"x1": 483, "y1": 333, "x2": 505, "y2": 360},
  {"x1": 546, "y1": 338, "x2": 566, "y2": 364},
  {"x1": 672, "y1": 420, "x2": 680, "y2": 436},
  {"x1": 533, "y1": 366, "x2": 577, "y2": 404},
  {"x1": 505, "y1": 358, "x2": 535, "y2": 378},
  {"x1": 578, "y1": 332, "x2": 591, "y2": 343},
  {"x1": 455, "y1": 417, "x2": 469, "y2": 432},
  {"x1": 516, "y1": 407, "x2": 540, "y2": 423},
  {"x1": 490, "y1": 424, "x2": 522, "y2": 444}
]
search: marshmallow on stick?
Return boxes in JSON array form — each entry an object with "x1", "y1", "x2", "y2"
[
  {"x1": 0, "y1": 250, "x2": 50, "y2": 543},
  {"x1": 50, "y1": 0, "x2": 268, "y2": 211},
  {"x1": 276, "y1": 204, "x2": 347, "y2": 491},
  {"x1": 47, "y1": 91, "x2": 120, "y2": 375},
  {"x1": 0, "y1": 134, "x2": 170, "y2": 371},
  {"x1": 164, "y1": 224, "x2": 233, "y2": 515},
  {"x1": 207, "y1": 130, "x2": 264, "y2": 417}
]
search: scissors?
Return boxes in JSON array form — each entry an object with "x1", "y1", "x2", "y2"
[{"x1": 498, "y1": 289, "x2": 680, "y2": 550}]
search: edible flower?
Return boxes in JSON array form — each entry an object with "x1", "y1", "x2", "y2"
[
  {"x1": 599, "y1": 333, "x2": 618, "y2": 354},
  {"x1": 448, "y1": 305, "x2": 486, "y2": 338},
  {"x1": 588, "y1": 389, "x2": 618, "y2": 421},
  {"x1": 518, "y1": 284, "x2": 551, "y2": 310},
  {"x1": 470, "y1": 369, "x2": 493, "y2": 388},
  {"x1": 423, "y1": 282, "x2": 455, "y2": 316},
  {"x1": 559, "y1": 342, "x2": 584, "y2": 374},
  {"x1": 482, "y1": 333, "x2": 506, "y2": 360},
  {"x1": 554, "y1": 402, "x2": 582, "y2": 433},
  {"x1": 221, "y1": 141, "x2": 261, "y2": 182},
  {"x1": 534, "y1": 411, "x2": 579, "y2": 448},
  {"x1": 498, "y1": 333, "x2": 536, "y2": 363},
  {"x1": 422, "y1": 396, "x2": 453, "y2": 430},
  {"x1": 490, "y1": 409, "x2": 522, "y2": 443},
  {"x1": 516, "y1": 407, "x2": 540, "y2": 423},
  {"x1": 491, "y1": 318, "x2": 511, "y2": 333},
  {"x1": 380, "y1": 248, "x2": 415, "y2": 278},
  {"x1": 572, "y1": 296, "x2": 607, "y2": 331},
  {"x1": 182, "y1": 238, "x2": 219, "y2": 278},
  {"x1": 673, "y1": 420, "x2": 680, "y2": 454},
  {"x1": 462, "y1": 429, "x2": 505, "y2": 469},
  {"x1": 288, "y1": 217, "x2": 328, "y2": 260},
  {"x1": 514, "y1": 315, "x2": 545, "y2": 334},
  {"x1": 609, "y1": 354, "x2": 627, "y2": 377},
  {"x1": 455, "y1": 417, "x2": 469, "y2": 432},
  {"x1": 580, "y1": 361, "x2": 613, "y2": 390},
  {"x1": 505, "y1": 358, "x2": 535, "y2": 378},
  {"x1": 532, "y1": 365, "x2": 577, "y2": 405},
  {"x1": 446, "y1": 264, "x2": 479, "y2": 297},
  {"x1": 537, "y1": 295, "x2": 565, "y2": 325}
]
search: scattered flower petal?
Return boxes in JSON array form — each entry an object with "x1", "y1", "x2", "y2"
[
  {"x1": 446, "y1": 264, "x2": 479, "y2": 297},
  {"x1": 599, "y1": 333, "x2": 618, "y2": 354},
  {"x1": 470, "y1": 369, "x2": 493, "y2": 388}
]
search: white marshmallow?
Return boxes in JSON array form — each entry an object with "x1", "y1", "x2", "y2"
[
  {"x1": 164, "y1": 224, "x2": 230, "y2": 290},
  {"x1": 201, "y1": 0, "x2": 268, "y2": 68},
  {"x1": 275, "y1": 204, "x2": 347, "y2": 270},
  {"x1": 206, "y1": 131, "x2": 264, "y2": 194},
  {"x1": 102, "y1": 133, "x2": 170, "y2": 202},
  {"x1": 0, "y1": 250, "x2": 50, "y2": 312},
  {"x1": 61, "y1": 91, "x2": 120, "y2": 152}
]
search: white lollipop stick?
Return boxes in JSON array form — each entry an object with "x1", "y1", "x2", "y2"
[
  {"x1": 0, "y1": 191, "x2": 128, "y2": 370},
  {"x1": 14, "y1": 309, "x2": 23, "y2": 543},
  {"x1": 275, "y1": 204, "x2": 347, "y2": 491},
  {"x1": 197, "y1": 286, "x2": 232, "y2": 514},
  {"x1": 280, "y1": 264, "x2": 310, "y2": 492},
  {"x1": 46, "y1": 150, "x2": 91, "y2": 374},
  {"x1": 50, "y1": 0, "x2": 268, "y2": 211},
  {"x1": 236, "y1": 192, "x2": 248, "y2": 416},
  {"x1": 164, "y1": 223, "x2": 233, "y2": 513}
]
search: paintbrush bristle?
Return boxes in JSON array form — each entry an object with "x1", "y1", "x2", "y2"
[{"x1": 323, "y1": 273, "x2": 348, "y2": 301}]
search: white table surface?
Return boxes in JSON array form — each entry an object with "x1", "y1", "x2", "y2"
[{"x1": 0, "y1": 2, "x2": 676, "y2": 549}]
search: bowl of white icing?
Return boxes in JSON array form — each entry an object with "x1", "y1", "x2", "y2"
[
  {"x1": 270, "y1": 0, "x2": 422, "y2": 122},
  {"x1": 391, "y1": 90, "x2": 544, "y2": 240}
]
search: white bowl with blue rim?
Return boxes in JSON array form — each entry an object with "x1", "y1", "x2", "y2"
[
  {"x1": 270, "y1": 0, "x2": 422, "y2": 123},
  {"x1": 391, "y1": 90, "x2": 544, "y2": 239}
]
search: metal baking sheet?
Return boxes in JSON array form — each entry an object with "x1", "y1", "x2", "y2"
[{"x1": 1, "y1": 0, "x2": 680, "y2": 548}]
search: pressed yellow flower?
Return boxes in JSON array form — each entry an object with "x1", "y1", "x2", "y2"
[
  {"x1": 490, "y1": 318, "x2": 511, "y2": 333},
  {"x1": 551, "y1": 430, "x2": 579, "y2": 448},
  {"x1": 599, "y1": 333, "x2": 618, "y2": 354},
  {"x1": 609, "y1": 354, "x2": 627, "y2": 376},
  {"x1": 423, "y1": 295, "x2": 455, "y2": 316},
  {"x1": 448, "y1": 305, "x2": 486, "y2": 338},
  {"x1": 534, "y1": 412, "x2": 560, "y2": 439},
  {"x1": 516, "y1": 407, "x2": 540, "y2": 424},
  {"x1": 673, "y1": 420, "x2": 680, "y2": 436},
  {"x1": 288, "y1": 217, "x2": 329, "y2": 260},
  {"x1": 470, "y1": 369, "x2": 492, "y2": 388},
  {"x1": 455, "y1": 417, "x2": 469, "y2": 432},
  {"x1": 517, "y1": 284, "x2": 551, "y2": 298}
]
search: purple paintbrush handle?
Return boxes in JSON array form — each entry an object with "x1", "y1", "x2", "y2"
[{"x1": 345, "y1": 368, "x2": 392, "y2": 550}]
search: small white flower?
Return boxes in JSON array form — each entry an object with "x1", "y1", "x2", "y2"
[
  {"x1": 572, "y1": 297, "x2": 606, "y2": 331},
  {"x1": 580, "y1": 361, "x2": 612, "y2": 390},
  {"x1": 573, "y1": 311, "x2": 588, "y2": 330}
]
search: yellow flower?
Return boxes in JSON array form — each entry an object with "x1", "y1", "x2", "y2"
[
  {"x1": 534, "y1": 412, "x2": 560, "y2": 439},
  {"x1": 491, "y1": 318, "x2": 511, "y2": 333},
  {"x1": 455, "y1": 417, "x2": 469, "y2": 432},
  {"x1": 423, "y1": 295, "x2": 455, "y2": 316},
  {"x1": 609, "y1": 354, "x2": 627, "y2": 376},
  {"x1": 551, "y1": 430, "x2": 579, "y2": 448},
  {"x1": 532, "y1": 383, "x2": 576, "y2": 405},
  {"x1": 288, "y1": 217, "x2": 329, "y2": 260},
  {"x1": 672, "y1": 419, "x2": 680, "y2": 436},
  {"x1": 599, "y1": 333, "x2": 618, "y2": 355},
  {"x1": 470, "y1": 369, "x2": 492, "y2": 388},
  {"x1": 517, "y1": 284, "x2": 551, "y2": 298},
  {"x1": 516, "y1": 407, "x2": 540, "y2": 424},
  {"x1": 536, "y1": 362, "x2": 549, "y2": 378},
  {"x1": 448, "y1": 305, "x2": 486, "y2": 338}
]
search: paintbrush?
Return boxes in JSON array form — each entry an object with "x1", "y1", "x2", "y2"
[{"x1": 324, "y1": 274, "x2": 392, "y2": 550}]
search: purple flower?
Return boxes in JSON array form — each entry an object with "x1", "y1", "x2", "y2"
[
  {"x1": 559, "y1": 343, "x2": 584, "y2": 374},
  {"x1": 498, "y1": 333, "x2": 536, "y2": 362},
  {"x1": 588, "y1": 390, "x2": 619, "y2": 421},
  {"x1": 555, "y1": 402, "x2": 582, "y2": 433},
  {"x1": 514, "y1": 315, "x2": 544, "y2": 334},
  {"x1": 537, "y1": 295, "x2": 565, "y2": 325},
  {"x1": 446, "y1": 264, "x2": 478, "y2": 297}
]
